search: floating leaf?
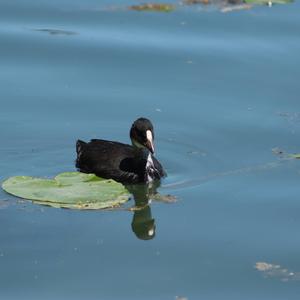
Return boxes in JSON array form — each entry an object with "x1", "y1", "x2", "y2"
[
  {"x1": 2, "y1": 172, "x2": 130, "y2": 210},
  {"x1": 129, "y1": 3, "x2": 175, "y2": 12},
  {"x1": 291, "y1": 153, "x2": 300, "y2": 159}
]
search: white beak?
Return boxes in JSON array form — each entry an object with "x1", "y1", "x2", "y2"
[{"x1": 146, "y1": 130, "x2": 155, "y2": 154}]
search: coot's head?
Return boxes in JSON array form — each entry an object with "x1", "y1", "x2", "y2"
[{"x1": 130, "y1": 118, "x2": 155, "y2": 154}]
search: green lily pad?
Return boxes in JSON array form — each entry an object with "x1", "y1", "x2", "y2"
[{"x1": 2, "y1": 172, "x2": 130, "y2": 210}]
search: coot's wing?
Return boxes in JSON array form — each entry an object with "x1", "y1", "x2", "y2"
[{"x1": 76, "y1": 139, "x2": 141, "y2": 183}]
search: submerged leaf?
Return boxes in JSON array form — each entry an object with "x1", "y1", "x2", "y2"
[{"x1": 2, "y1": 172, "x2": 130, "y2": 210}]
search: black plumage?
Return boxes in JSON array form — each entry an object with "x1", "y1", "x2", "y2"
[{"x1": 75, "y1": 118, "x2": 165, "y2": 184}]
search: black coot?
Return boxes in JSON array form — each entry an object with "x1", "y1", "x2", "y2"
[{"x1": 75, "y1": 118, "x2": 166, "y2": 184}]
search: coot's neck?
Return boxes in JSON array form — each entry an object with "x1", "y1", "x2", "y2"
[{"x1": 132, "y1": 146, "x2": 150, "y2": 160}]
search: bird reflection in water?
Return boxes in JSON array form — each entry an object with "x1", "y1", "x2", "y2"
[{"x1": 126, "y1": 181, "x2": 175, "y2": 241}]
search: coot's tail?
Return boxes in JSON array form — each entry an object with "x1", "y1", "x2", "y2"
[
  {"x1": 75, "y1": 140, "x2": 88, "y2": 171},
  {"x1": 76, "y1": 140, "x2": 86, "y2": 155}
]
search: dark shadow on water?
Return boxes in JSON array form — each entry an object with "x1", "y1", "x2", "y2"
[{"x1": 32, "y1": 28, "x2": 77, "y2": 36}]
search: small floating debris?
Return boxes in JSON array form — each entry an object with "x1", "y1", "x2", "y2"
[
  {"x1": 255, "y1": 262, "x2": 300, "y2": 282},
  {"x1": 175, "y1": 296, "x2": 188, "y2": 300},
  {"x1": 244, "y1": 0, "x2": 293, "y2": 4},
  {"x1": 221, "y1": 3, "x2": 251, "y2": 11},
  {"x1": 111, "y1": 0, "x2": 293, "y2": 14},
  {"x1": 271, "y1": 147, "x2": 285, "y2": 157},
  {"x1": 183, "y1": 0, "x2": 245, "y2": 5},
  {"x1": 33, "y1": 28, "x2": 77, "y2": 36},
  {"x1": 271, "y1": 148, "x2": 300, "y2": 160},
  {"x1": 183, "y1": 0, "x2": 210, "y2": 5},
  {"x1": 151, "y1": 193, "x2": 177, "y2": 203},
  {"x1": 129, "y1": 3, "x2": 175, "y2": 12},
  {"x1": 182, "y1": 0, "x2": 292, "y2": 10},
  {"x1": 182, "y1": 0, "x2": 251, "y2": 12}
]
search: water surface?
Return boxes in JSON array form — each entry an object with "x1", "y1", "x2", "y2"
[{"x1": 1, "y1": 1, "x2": 300, "y2": 299}]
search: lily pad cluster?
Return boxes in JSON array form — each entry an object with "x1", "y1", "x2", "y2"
[{"x1": 2, "y1": 172, "x2": 130, "y2": 210}]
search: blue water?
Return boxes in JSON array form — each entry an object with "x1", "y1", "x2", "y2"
[{"x1": 1, "y1": 1, "x2": 300, "y2": 299}]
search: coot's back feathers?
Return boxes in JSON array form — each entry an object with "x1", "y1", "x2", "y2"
[{"x1": 76, "y1": 139, "x2": 140, "y2": 183}]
